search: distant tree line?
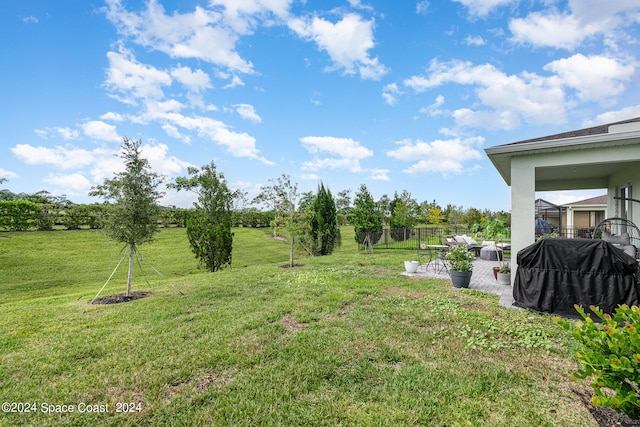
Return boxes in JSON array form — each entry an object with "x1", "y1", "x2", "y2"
[{"x1": 0, "y1": 184, "x2": 510, "y2": 234}]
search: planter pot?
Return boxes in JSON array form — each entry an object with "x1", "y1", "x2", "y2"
[
  {"x1": 450, "y1": 270, "x2": 472, "y2": 288},
  {"x1": 492, "y1": 267, "x2": 500, "y2": 280},
  {"x1": 404, "y1": 260, "x2": 419, "y2": 273},
  {"x1": 496, "y1": 271, "x2": 511, "y2": 286}
]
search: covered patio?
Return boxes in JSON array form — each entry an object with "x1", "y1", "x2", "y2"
[{"x1": 485, "y1": 117, "x2": 640, "y2": 284}]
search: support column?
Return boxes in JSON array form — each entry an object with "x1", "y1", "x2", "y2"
[{"x1": 510, "y1": 158, "x2": 536, "y2": 284}]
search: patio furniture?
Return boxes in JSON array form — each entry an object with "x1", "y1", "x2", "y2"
[
  {"x1": 480, "y1": 246, "x2": 502, "y2": 261},
  {"x1": 449, "y1": 234, "x2": 483, "y2": 255},
  {"x1": 418, "y1": 243, "x2": 449, "y2": 274},
  {"x1": 513, "y1": 238, "x2": 639, "y2": 318},
  {"x1": 592, "y1": 217, "x2": 640, "y2": 259}
]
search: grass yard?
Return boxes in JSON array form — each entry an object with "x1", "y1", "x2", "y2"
[{"x1": 0, "y1": 227, "x2": 597, "y2": 426}]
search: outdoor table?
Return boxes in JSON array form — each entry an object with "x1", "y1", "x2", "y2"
[{"x1": 419, "y1": 244, "x2": 449, "y2": 273}]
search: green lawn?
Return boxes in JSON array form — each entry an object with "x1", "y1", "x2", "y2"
[{"x1": 0, "y1": 227, "x2": 595, "y2": 426}]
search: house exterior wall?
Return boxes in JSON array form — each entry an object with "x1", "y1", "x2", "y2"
[
  {"x1": 608, "y1": 162, "x2": 640, "y2": 226},
  {"x1": 574, "y1": 211, "x2": 590, "y2": 228}
]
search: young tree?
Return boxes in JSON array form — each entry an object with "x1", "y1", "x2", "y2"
[
  {"x1": 255, "y1": 174, "x2": 301, "y2": 267},
  {"x1": 309, "y1": 182, "x2": 340, "y2": 255},
  {"x1": 335, "y1": 189, "x2": 351, "y2": 225},
  {"x1": 349, "y1": 184, "x2": 383, "y2": 252},
  {"x1": 89, "y1": 137, "x2": 164, "y2": 296},
  {"x1": 389, "y1": 190, "x2": 418, "y2": 241},
  {"x1": 168, "y1": 161, "x2": 234, "y2": 272}
]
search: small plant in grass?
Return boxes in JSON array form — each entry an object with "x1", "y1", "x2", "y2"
[
  {"x1": 445, "y1": 245, "x2": 474, "y2": 272},
  {"x1": 556, "y1": 304, "x2": 640, "y2": 419}
]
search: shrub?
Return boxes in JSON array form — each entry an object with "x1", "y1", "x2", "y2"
[
  {"x1": 556, "y1": 304, "x2": 640, "y2": 419},
  {"x1": 445, "y1": 245, "x2": 475, "y2": 272},
  {"x1": 0, "y1": 200, "x2": 42, "y2": 231}
]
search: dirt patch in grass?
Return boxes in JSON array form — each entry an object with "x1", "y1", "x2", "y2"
[
  {"x1": 279, "y1": 263, "x2": 305, "y2": 268},
  {"x1": 92, "y1": 291, "x2": 151, "y2": 304},
  {"x1": 280, "y1": 313, "x2": 306, "y2": 331},
  {"x1": 573, "y1": 387, "x2": 640, "y2": 427}
]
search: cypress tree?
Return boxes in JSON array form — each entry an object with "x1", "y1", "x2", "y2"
[{"x1": 310, "y1": 183, "x2": 340, "y2": 255}]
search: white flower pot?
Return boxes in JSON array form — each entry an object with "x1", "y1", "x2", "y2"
[
  {"x1": 497, "y1": 272, "x2": 511, "y2": 286},
  {"x1": 404, "y1": 260, "x2": 419, "y2": 273}
]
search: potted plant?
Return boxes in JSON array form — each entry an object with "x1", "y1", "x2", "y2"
[
  {"x1": 495, "y1": 243, "x2": 511, "y2": 285},
  {"x1": 496, "y1": 262, "x2": 511, "y2": 285},
  {"x1": 445, "y1": 244, "x2": 475, "y2": 288}
]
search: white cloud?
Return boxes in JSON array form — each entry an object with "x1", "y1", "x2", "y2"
[
  {"x1": 403, "y1": 59, "x2": 566, "y2": 129},
  {"x1": 162, "y1": 124, "x2": 191, "y2": 143},
  {"x1": 100, "y1": 112, "x2": 126, "y2": 122},
  {"x1": 386, "y1": 136, "x2": 484, "y2": 175},
  {"x1": 105, "y1": 49, "x2": 172, "y2": 103},
  {"x1": 44, "y1": 173, "x2": 93, "y2": 194},
  {"x1": 35, "y1": 127, "x2": 81, "y2": 140},
  {"x1": 155, "y1": 111, "x2": 273, "y2": 164},
  {"x1": 234, "y1": 104, "x2": 262, "y2": 123},
  {"x1": 0, "y1": 168, "x2": 18, "y2": 179},
  {"x1": 104, "y1": 0, "x2": 254, "y2": 74},
  {"x1": 368, "y1": 168, "x2": 390, "y2": 181},
  {"x1": 288, "y1": 13, "x2": 388, "y2": 80},
  {"x1": 81, "y1": 120, "x2": 121, "y2": 142},
  {"x1": 416, "y1": 1, "x2": 430, "y2": 15},
  {"x1": 23, "y1": 16, "x2": 38, "y2": 24},
  {"x1": 10, "y1": 141, "x2": 194, "y2": 192},
  {"x1": 140, "y1": 142, "x2": 192, "y2": 176},
  {"x1": 464, "y1": 35, "x2": 486, "y2": 46},
  {"x1": 544, "y1": 54, "x2": 634, "y2": 102},
  {"x1": 509, "y1": 1, "x2": 640, "y2": 49},
  {"x1": 582, "y1": 105, "x2": 640, "y2": 127},
  {"x1": 452, "y1": 0, "x2": 516, "y2": 18},
  {"x1": 209, "y1": 0, "x2": 293, "y2": 33},
  {"x1": 509, "y1": 12, "x2": 601, "y2": 50},
  {"x1": 170, "y1": 66, "x2": 211, "y2": 92},
  {"x1": 300, "y1": 136, "x2": 373, "y2": 172},
  {"x1": 419, "y1": 95, "x2": 446, "y2": 117},
  {"x1": 11, "y1": 144, "x2": 96, "y2": 170},
  {"x1": 382, "y1": 83, "x2": 401, "y2": 106}
]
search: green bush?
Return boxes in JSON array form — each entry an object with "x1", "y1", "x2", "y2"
[
  {"x1": 0, "y1": 200, "x2": 42, "y2": 231},
  {"x1": 556, "y1": 304, "x2": 640, "y2": 419}
]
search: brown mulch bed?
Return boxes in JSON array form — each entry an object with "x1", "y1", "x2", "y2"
[
  {"x1": 92, "y1": 291, "x2": 151, "y2": 304},
  {"x1": 573, "y1": 387, "x2": 640, "y2": 427}
]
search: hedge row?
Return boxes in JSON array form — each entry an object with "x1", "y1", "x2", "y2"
[{"x1": 0, "y1": 201, "x2": 276, "y2": 232}]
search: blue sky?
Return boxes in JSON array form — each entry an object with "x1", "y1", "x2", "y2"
[{"x1": 2, "y1": 0, "x2": 640, "y2": 211}]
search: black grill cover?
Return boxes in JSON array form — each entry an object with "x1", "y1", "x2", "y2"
[{"x1": 513, "y1": 238, "x2": 640, "y2": 317}]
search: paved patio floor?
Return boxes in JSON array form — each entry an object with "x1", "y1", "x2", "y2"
[{"x1": 402, "y1": 258, "x2": 517, "y2": 309}]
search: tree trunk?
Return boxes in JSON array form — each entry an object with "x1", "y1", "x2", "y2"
[
  {"x1": 127, "y1": 244, "x2": 135, "y2": 296},
  {"x1": 290, "y1": 231, "x2": 295, "y2": 267}
]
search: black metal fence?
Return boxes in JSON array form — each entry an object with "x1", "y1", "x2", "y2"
[
  {"x1": 360, "y1": 225, "x2": 596, "y2": 251},
  {"x1": 364, "y1": 226, "x2": 471, "y2": 250}
]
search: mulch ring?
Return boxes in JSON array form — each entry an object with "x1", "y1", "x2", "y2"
[
  {"x1": 573, "y1": 387, "x2": 640, "y2": 427},
  {"x1": 92, "y1": 291, "x2": 152, "y2": 305},
  {"x1": 279, "y1": 264, "x2": 304, "y2": 268}
]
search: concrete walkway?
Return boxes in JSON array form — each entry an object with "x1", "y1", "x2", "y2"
[{"x1": 402, "y1": 258, "x2": 517, "y2": 309}]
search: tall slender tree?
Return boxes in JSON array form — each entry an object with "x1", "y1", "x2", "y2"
[
  {"x1": 89, "y1": 137, "x2": 164, "y2": 296},
  {"x1": 168, "y1": 161, "x2": 234, "y2": 272},
  {"x1": 309, "y1": 182, "x2": 340, "y2": 255}
]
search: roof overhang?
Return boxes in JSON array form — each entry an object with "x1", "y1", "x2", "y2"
[{"x1": 485, "y1": 127, "x2": 640, "y2": 189}]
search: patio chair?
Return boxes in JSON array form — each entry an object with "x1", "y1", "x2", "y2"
[{"x1": 592, "y1": 217, "x2": 640, "y2": 259}]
